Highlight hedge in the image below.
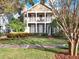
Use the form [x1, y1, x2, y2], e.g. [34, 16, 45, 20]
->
[6, 32, 31, 38]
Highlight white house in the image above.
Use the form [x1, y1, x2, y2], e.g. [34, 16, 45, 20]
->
[0, 14, 9, 33]
[0, 1, 59, 35]
[24, 2, 56, 35]
[0, 14, 13, 33]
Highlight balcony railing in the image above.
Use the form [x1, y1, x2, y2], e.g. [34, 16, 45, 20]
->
[25, 17, 52, 23]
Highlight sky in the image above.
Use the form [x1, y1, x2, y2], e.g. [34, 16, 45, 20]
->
[26, 0, 48, 9]
[19, 0, 79, 10]
[19, 0, 48, 9]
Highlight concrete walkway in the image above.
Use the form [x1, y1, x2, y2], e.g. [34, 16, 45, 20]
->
[0, 44, 67, 49]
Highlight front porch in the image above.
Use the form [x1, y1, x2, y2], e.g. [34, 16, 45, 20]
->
[25, 23, 52, 35]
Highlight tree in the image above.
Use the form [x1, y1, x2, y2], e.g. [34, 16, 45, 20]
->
[0, 0, 19, 14]
[8, 18, 25, 32]
[40, 0, 45, 5]
[49, 0, 79, 56]
[21, 0, 34, 6]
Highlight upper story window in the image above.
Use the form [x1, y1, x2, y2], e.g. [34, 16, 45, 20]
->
[28, 13, 35, 17]
[37, 13, 44, 17]
[46, 13, 52, 17]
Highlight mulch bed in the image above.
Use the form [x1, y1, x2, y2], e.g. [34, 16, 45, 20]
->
[55, 53, 79, 59]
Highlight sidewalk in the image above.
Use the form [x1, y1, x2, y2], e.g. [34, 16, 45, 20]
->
[0, 44, 67, 49]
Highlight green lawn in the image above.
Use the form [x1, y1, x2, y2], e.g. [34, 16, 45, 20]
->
[0, 37, 68, 59]
[0, 37, 67, 45]
[0, 48, 54, 59]
[0, 47, 68, 59]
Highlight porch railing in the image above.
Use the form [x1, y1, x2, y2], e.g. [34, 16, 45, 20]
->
[25, 17, 52, 23]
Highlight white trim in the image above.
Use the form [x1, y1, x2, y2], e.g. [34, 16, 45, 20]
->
[27, 22, 51, 23]
[27, 11, 52, 13]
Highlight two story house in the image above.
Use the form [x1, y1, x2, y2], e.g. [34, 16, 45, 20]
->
[24, 2, 56, 35]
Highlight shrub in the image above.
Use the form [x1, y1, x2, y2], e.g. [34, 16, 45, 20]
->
[8, 18, 25, 32]
[52, 31, 64, 37]
[6, 32, 48, 38]
[6, 32, 31, 38]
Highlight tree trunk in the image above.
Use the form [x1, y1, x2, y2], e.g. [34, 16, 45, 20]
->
[74, 41, 78, 56]
[70, 40, 75, 56]
[68, 40, 78, 56]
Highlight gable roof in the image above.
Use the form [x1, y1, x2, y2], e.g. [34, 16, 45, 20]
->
[27, 3, 52, 12]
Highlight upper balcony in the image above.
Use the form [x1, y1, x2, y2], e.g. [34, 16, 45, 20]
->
[24, 12, 55, 23]
[24, 17, 52, 23]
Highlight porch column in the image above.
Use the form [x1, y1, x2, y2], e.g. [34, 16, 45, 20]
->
[36, 23, 37, 33]
[44, 12, 46, 33]
[44, 23, 46, 33]
[35, 12, 37, 33]
[45, 12, 46, 22]
[36, 12, 37, 21]
[27, 12, 28, 22]
[25, 12, 29, 33]
[27, 12, 28, 28]
[49, 26, 52, 35]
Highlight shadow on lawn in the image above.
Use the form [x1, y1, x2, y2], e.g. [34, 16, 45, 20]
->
[34, 46, 68, 54]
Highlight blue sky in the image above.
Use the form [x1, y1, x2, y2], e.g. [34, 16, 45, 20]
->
[26, 0, 48, 9]
[19, 0, 79, 9]
[19, 0, 48, 9]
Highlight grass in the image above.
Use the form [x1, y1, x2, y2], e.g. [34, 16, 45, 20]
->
[0, 37, 68, 59]
[0, 48, 54, 59]
[0, 37, 67, 45]
[0, 47, 68, 59]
